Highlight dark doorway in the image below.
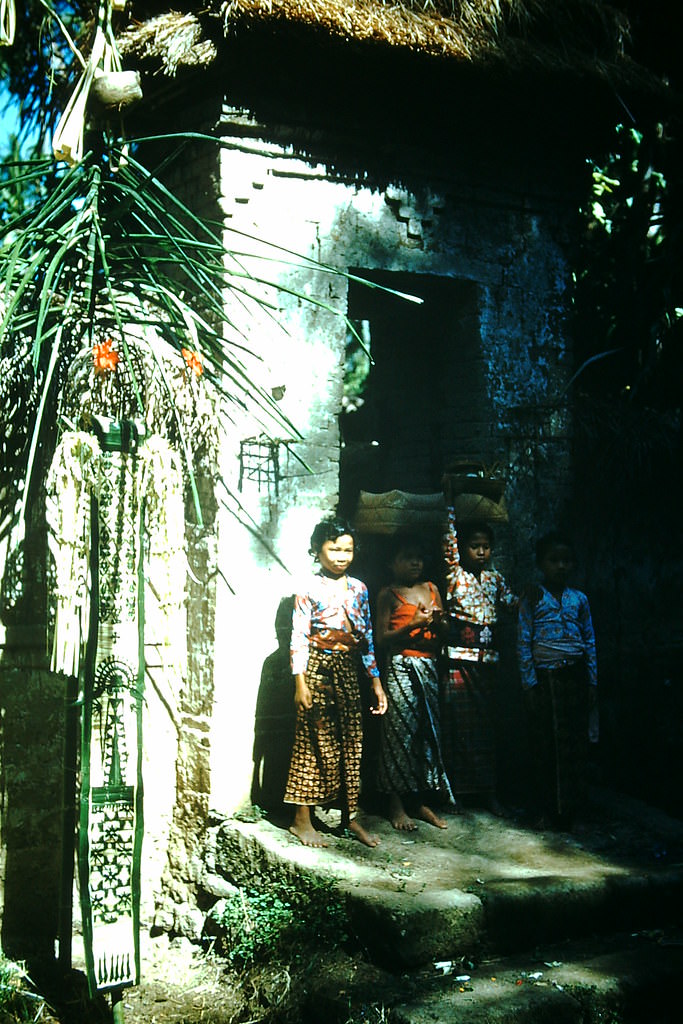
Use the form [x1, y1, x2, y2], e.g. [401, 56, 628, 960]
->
[339, 270, 489, 520]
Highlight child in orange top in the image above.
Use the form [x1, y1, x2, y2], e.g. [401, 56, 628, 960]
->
[375, 535, 453, 831]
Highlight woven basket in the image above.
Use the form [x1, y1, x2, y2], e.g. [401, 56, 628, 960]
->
[452, 492, 508, 523]
[443, 459, 508, 522]
[354, 490, 446, 535]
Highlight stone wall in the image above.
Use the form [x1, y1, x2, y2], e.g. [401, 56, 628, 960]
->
[208, 106, 581, 816]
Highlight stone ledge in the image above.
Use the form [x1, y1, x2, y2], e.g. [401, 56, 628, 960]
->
[209, 789, 683, 967]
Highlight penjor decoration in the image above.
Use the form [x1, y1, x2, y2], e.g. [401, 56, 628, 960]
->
[46, 331, 209, 998]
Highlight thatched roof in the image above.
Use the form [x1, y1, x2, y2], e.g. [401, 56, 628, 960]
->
[117, 0, 655, 93]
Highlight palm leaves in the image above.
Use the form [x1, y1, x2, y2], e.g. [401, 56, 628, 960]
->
[1, 1, 423, 541]
[1, 137, 287, 529]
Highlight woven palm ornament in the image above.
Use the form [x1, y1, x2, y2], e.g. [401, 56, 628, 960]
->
[46, 333, 209, 995]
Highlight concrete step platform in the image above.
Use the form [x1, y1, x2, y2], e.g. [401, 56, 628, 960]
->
[387, 928, 683, 1024]
[209, 787, 683, 968]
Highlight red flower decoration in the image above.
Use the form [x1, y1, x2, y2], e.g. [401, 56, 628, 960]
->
[92, 337, 119, 376]
[182, 347, 204, 377]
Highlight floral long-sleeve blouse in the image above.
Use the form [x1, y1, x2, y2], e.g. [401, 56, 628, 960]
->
[290, 572, 380, 679]
[517, 585, 598, 690]
[443, 506, 517, 663]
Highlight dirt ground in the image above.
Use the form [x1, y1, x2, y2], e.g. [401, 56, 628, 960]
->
[115, 936, 253, 1024]
[65, 934, 382, 1024]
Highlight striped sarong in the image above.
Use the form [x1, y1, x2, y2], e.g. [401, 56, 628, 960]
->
[377, 655, 453, 802]
[442, 661, 498, 796]
[529, 662, 589, 819]
[284, 647, 363, 816]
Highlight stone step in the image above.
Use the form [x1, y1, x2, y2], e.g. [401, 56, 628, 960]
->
[208, 788, 683, 969]
[386, 928, 683, 1024]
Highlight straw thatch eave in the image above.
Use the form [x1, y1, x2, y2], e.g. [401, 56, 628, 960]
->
[117, 0, 663, 98]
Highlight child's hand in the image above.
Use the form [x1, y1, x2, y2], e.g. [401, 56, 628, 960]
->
[431, 607, 447, 629]
[370, 679, 387, 716]
[294, 674, 313, 711]
[411, 605, 432, 627]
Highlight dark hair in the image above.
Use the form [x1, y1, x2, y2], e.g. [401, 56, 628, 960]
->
[460, 519, 494, 549]
[536, 530, 575, 565]
[388, 532, 426, 562]
[309, 517, 356, 555]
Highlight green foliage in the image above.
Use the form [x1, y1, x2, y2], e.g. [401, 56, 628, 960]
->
[0, 954, 52, 1022]
[0, 137, 48, 222]
[0, 137, 292, 530]
[343, 319, 372, 412]
[573, 120, 683, 408]
[0, 0, 86, 144]
[209, 876, 349, 969]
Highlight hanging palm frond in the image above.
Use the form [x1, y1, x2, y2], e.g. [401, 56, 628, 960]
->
[0, 0, 16, 46]
[1, 1, 423, 536]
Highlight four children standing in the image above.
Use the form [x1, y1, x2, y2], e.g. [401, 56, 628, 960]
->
[284, 500, 598, 847]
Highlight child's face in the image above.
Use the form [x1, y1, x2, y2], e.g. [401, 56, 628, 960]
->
[540, 544, 574, 590]
[318, 534, 354, 577]
[391, 548, 423, 585]
[463, 531, 492, 572]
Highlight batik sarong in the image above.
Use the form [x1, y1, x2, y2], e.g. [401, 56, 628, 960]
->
[442, 660, 498, 796]
[377, 655, 453, 802]
[529, 662, 589, 819]
[284, 647, 363, 816]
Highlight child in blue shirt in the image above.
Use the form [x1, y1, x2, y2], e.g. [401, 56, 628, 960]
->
[518, 531, 598, 828]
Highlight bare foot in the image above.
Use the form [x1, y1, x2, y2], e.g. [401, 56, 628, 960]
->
[388, 794, 417, 831]
[348, 819, 381, 848]
[391, 809, 417, 831]
[288, 823, 328, 847]
[415, 804, 448, 829]
[289, 806, 328, 847]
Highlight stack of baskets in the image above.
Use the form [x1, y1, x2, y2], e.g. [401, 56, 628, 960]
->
[442, 459, 508, 522]
[353, 459, 507, 534]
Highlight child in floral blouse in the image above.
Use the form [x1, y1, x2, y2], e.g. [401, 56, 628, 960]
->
[442, 505, 517, 813]
[518, 531, 598, 828]
[285, 517, 387, 848]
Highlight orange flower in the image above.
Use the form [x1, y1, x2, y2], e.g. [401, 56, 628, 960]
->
[92, 337, 119, 376]
[182, 347, 204, 377]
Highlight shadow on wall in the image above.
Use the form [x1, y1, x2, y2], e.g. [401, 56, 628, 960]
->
[251, 596, 296, 816]
[0, 518, 65, 969]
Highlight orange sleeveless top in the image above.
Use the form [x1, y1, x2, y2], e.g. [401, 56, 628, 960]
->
[389, 583, 440, 658]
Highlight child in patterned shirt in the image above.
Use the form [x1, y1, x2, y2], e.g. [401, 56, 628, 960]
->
[518, 531, 598, 829]
[442, 506, 517, 814]
[285, 517, 387, 848]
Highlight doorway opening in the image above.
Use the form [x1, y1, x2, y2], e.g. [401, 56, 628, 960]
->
[340, 270, 489, 518]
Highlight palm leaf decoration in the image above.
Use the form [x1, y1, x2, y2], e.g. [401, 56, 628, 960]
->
[1, 1, 421, 539]
[0, 138, 292, 530]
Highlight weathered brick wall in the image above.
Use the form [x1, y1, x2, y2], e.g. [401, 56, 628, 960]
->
[208, 108, 581, 814]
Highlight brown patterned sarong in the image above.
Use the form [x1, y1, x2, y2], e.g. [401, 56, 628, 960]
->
[442, 660, 497, 796]
[284, 647, 363, 816]
[377, 655, 453, 802]
[529, 662, 589, 819]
